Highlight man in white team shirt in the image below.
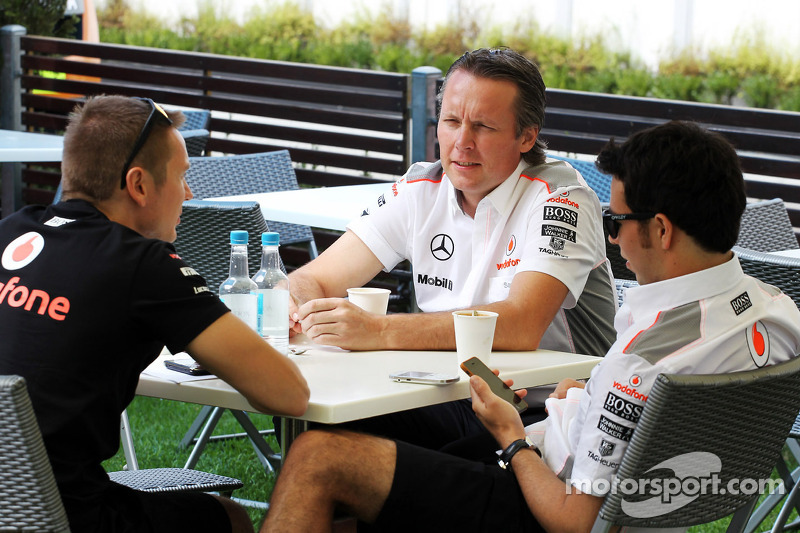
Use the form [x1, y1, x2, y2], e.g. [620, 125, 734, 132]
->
[262, 121, 800, 533]
[289, 47, 617, 358]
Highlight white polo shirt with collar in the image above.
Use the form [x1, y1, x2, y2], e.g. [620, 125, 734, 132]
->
[347, 157, 617, 356]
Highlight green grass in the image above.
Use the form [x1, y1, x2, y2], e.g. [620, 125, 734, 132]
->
[102, 396, 278, 528]
[105, 396, 798, 531]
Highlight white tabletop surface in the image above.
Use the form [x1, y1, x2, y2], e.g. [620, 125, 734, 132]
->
[0, 129, 64, 163]
[137, 338, 601, 425]
[207, 183, 393, 232]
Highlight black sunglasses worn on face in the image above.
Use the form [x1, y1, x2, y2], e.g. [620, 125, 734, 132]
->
[602, 210, 656, 239]
[119, 97, 173, 189]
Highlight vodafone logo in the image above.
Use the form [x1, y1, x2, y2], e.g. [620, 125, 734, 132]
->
[2, 232, 44, 271]
[629, 374, 642, 387]
[506, 235, 517, 256]
[746, 321, 770, 367]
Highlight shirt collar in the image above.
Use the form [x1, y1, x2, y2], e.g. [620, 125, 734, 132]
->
[625, 254, 745, 314]
[445, 158, 526, 218]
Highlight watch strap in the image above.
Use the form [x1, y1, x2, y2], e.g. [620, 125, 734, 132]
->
[498, 437, 537, 470]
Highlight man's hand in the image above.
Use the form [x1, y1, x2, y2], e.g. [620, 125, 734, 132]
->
[548, 378, 586, 400]
[295, 297, 388, 350]
[469, 371, 527, 449]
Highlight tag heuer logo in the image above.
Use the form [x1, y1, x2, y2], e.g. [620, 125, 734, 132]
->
[599, 439, 616, 457]
[549, 237, 565, 251]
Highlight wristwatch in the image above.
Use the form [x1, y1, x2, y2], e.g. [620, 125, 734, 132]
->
[498, 436, 539, 470]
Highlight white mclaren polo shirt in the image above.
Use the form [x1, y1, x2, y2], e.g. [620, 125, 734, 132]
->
[526, 256, 800, 533]
[348, 158, 617, 356]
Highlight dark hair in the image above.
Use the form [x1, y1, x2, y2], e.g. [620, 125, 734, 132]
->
[61, 95, 185, 201]
[437, 47, 548, 166]
[596, 120, 746, 253]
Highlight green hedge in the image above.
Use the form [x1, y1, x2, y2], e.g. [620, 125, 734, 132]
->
[97, 0, 800, 111]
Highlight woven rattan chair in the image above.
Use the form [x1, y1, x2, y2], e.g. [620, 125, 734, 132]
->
[0, 375, 71, 532]
[0, 374, 241, 530]
[550, 154, 612, 203]
[733, 246, 800, 309]
[180, 129, 210, 157]
[737, 199, 799, 253]
[172, 199, 282, 472]
[730, 246, 800, 532]
[591, 355, 800, 533]
[178, 110, 211, 132]
[613, 278, 639, 307]
[184, 150, 318, 258]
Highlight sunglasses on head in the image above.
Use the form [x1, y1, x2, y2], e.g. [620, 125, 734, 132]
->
[602, 209, 655, 239]
[120, 97, 173, 189]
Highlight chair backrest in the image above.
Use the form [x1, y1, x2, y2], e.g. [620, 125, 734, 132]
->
[550, 154, 612, 203]
[174, 200, 274, 291]
[613, 278, 639, 307]
[180, 128, 210, 157]
[592, 355, 800, 532]
[0, 375, 71, 532]
[733, 246, 800, 309]
[184, 150, 316, 251]
[178, 109, 211, 131]
[736, 198, 799, 252]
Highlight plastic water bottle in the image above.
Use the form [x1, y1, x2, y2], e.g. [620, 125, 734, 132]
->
[219, 230, 258, 331]
[252, 232, 290, 355]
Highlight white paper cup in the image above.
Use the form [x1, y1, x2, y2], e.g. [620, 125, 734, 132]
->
[347, 287, 391, 315]
[453, 310, 499, 367]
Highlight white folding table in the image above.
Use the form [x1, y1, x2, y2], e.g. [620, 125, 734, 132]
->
[137, 338, 601, 460]
[0, 129, 64, 163]
[207, 182, 392, 232]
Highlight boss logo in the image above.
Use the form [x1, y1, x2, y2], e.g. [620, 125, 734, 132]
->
[731, 292, 752, 316]
[543, 206, 578, 227]
[603, 391, 643, 423]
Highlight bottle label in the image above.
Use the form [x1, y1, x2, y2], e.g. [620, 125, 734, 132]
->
[220, 293, 258, 331]
[256, 288, 290, 337]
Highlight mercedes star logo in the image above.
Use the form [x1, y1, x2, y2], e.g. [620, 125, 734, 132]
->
[430, 234, 454, 261]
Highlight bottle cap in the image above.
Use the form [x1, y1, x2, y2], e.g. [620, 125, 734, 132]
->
[230, 230, 249, 245]
[262, 232, 280, 246]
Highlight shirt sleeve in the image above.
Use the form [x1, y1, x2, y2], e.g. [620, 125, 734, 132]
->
[347, 164, 434, 271]
[129, 241, 230, 354]
[516, 183, 606, 308]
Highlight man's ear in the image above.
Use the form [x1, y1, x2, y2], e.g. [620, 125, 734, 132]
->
[653, 213, 673, 250]
[123, 166, 149, 207]
[519, 126, 539, 153]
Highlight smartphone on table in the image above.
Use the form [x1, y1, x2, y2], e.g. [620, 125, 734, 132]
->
[389, 370, 460, 385]
[164, 359, 211, 376]
[460, 357, 528, 413]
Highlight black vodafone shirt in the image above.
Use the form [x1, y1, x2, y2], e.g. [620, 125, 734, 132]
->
[0, 200, 229, 506]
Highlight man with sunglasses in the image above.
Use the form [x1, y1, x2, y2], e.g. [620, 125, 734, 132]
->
[262, 120, 800, 533]
[0, 95, 309, 533]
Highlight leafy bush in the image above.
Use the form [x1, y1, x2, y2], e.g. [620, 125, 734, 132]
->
[0, 0, 76, 38]
[93, 0, 800, 111]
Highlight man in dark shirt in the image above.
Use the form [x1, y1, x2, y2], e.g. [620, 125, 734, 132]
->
[0, 95, 309, 533]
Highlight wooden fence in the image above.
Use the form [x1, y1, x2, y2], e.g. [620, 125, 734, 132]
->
[3, 29, 800, 244]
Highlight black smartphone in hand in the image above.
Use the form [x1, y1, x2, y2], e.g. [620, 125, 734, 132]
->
[460, 357, 528, 413]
